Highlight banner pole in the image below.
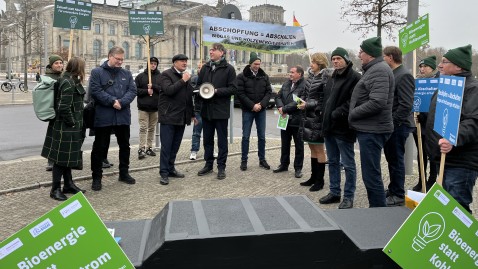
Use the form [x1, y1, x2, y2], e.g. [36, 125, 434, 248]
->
[146, 35, 152, 96]
[68, 29, 73, 61]
[200, 16, 203, 64]
[415, 116, 426, 193]
[437, 153, 446, 186]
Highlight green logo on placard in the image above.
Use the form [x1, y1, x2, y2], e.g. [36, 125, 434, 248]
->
[53, 0, 92, 30]
[0, 193, 134, 269]
[384, 184, 478, 269]
[399, 13, 430, 54]
[128, 10, 164, 36]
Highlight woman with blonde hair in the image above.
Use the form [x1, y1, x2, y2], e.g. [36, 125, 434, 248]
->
[41, 56, 87, 200]
[298, 53, 331, 191]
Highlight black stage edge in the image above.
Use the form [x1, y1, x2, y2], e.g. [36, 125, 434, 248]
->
[105, 195, 409, 269]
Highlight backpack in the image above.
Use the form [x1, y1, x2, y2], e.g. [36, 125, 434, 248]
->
[32, 75, 60, 121]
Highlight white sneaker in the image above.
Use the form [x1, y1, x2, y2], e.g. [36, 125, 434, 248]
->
[190, 151, 197, 160]
[213, 151, 218, 158]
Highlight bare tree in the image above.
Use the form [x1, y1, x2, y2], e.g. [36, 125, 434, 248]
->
[4, 0, 43, 90]
[340, 0, 407, 40]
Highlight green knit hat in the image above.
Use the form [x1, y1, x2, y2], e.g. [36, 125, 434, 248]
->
[360, 36, 382, 58]
[419, 55, 436, 70]
[48, 54, 63, 66]
[249, 52, 261, 64]
[331, 47, 350, 63]
[443, 44, 472, 71]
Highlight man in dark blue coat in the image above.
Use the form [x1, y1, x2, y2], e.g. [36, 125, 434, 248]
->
[89, 46, 137, 191]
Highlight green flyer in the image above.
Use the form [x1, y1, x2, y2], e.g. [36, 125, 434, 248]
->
[277, 114, 289, 130]
[0, 193, 134, 269]
[384, 184, 478, 269]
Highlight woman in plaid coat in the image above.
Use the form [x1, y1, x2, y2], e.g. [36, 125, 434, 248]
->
[41, 57, 87, 201]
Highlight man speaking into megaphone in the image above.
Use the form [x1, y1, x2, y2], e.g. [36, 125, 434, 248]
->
[195, 42, 237, 180]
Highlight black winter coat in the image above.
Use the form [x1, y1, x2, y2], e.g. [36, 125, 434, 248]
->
[158, 67, 194, 126]
[135, 68, 160, 112]
[322, 62, 361, 142]
[392, 65, 415, 127]
[275, 78, 306, 127]
[196, 58, 237, 120]
[301, 69, 332, 142]
[236, 66, 272, 111]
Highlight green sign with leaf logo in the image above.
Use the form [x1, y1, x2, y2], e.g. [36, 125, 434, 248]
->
[384, 184, 478, 269]
[53, 0, 92, 30]
[128, 10, 164, 36]
[399, 13, 430, 54]
[0, 193, 134, 269]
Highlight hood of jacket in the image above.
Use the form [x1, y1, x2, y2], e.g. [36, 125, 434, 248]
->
[242, 65, 267, 78]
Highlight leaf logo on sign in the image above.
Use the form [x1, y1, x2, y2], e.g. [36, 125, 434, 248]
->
[412, 212, 446, 251]
[69, 16, 78, 28]
[143, 24, 150, 35]
[401, 33, 409, 47]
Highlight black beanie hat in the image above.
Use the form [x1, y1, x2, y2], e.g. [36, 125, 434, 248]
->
[443, 45, 472, 71]
[419, 56, 436, 70]
[49, 54, 63, 66]
[331, 47, 350, 63]
[150, 57, 159, 64]
[360, 36, 382, 58]
[249, 52, 261, 64]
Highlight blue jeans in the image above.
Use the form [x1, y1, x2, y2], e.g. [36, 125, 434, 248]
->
[356, 131, 391, 207]
[443, 167, 478, 213]
[325, 136, 356, 199]
[241, 109, 266, 161]
[384, 125, 415, 198]
[159, 124, 185, 176]
[191, 112, 202, 152]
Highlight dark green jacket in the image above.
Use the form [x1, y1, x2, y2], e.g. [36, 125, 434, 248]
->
[41, 72, 86, 167]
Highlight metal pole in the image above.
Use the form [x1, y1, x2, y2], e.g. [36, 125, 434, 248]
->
[43, 22, 48, 75]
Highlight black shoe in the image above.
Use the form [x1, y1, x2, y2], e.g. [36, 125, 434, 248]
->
[295, 169, 303, 178]
[102, 160, 112, 168]
[386, 195, 405, 207]
[138, 148, 146, 160]
[412, 182, 422, 192]
[169, 170, 185, 178]
[309, 182, 323, 192]
[339, 198, 353, 209]
[273, 165, 288, 173]
[91, 179, 102, 191]
[119, 173, 136, 184]
[146, 147, 156, 156]
[198, 166, 213, 176]
[300, 178, 315, 186]
[240, 160, 247, 171]
[217, 168, 226, 180]
[259, 160, 270, 170]
[46, 165, 53, 172]
[319, 193, 341, 204]
[50, 188, 67, 201]
[63, 184, 86, 194]
[160, 176, 169, 185]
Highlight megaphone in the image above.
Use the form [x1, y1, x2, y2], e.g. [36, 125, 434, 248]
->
[199, 82, 215, 99]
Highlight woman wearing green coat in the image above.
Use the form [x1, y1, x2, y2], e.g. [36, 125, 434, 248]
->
[41, 57, 87, 201]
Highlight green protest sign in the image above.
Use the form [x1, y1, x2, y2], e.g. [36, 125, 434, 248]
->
[129, 10, 164, 36]
[399, 13, 430, 54]
[0, 193, 134, 269]
[384, 184, 478, 269]
[53, 0, 92, 30]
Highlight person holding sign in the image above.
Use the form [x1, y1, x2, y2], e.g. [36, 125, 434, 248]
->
[297, 53, 332, 191]
[89, 46, 137, 191]
[274, 66, 306, 178]
[195, 43, 237, 180]
[412, 55, 439, 192]
[236, 52, 272, 171]
[321, 47, 361, 209]
[382, 46, 416, 206]
[425, 45, 478, 213]
[349, 36, 394, 207]
[135, 57, 161, 160]
[41, 57, 86, 201]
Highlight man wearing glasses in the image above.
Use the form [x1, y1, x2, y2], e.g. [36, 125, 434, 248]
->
[195, 43, 237, 180]
[89, 46, 137, 191]
[348, 36, 394, 207]
[425, 45, 478, 213]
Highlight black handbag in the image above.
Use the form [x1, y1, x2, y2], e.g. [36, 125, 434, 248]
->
[83, 100, 95, 129]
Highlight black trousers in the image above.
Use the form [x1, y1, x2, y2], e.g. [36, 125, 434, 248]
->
[280, 126, 304, 170]
[202, 118, 228, 169]
[91, 125, 130, 179]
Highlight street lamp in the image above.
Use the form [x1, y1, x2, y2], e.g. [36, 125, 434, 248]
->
[34, 5, 54, 75]
[2, 23, 17, 82]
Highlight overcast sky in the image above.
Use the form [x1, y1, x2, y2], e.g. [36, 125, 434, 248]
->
[1, 0, 476, 53]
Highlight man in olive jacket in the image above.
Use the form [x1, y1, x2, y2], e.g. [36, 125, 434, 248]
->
[236, 52, 272, 171]
[158, 54, 195, 185]
[349, 37, 394, 207]
[195, 43, 237, 180]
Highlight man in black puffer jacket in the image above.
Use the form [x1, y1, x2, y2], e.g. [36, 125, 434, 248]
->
[236, 52, 272, 171]
[135, 57, 160, 160]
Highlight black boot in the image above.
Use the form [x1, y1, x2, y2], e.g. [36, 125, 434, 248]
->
[412, 178, 422, 192]
[50, 164, 67, 201]
[63, 168, 86, 194]
[309, 162, 325, 192]
[300, 158, 318, 186]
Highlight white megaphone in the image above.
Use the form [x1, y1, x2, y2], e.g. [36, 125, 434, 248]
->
[199, 82, 215, 99]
